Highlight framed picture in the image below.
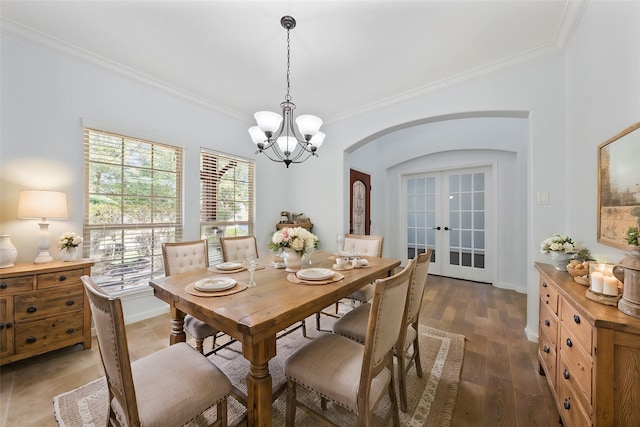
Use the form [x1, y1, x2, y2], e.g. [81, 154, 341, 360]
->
[598, 121, 640, 249]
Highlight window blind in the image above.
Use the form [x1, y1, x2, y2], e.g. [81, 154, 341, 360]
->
[83, 128, 183, 291]
[200, 148, 254, 264]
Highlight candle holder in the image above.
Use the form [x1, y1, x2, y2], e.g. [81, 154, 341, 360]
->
[586, 263, 623, 306]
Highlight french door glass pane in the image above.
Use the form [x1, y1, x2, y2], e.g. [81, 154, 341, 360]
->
[448, 172, 486, 269]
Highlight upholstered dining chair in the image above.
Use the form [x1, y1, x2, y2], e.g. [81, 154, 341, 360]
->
[332, 249, 433, 412]
[220, 235, 306, 337]
[284, 259, 414, 427]
[162, 239, 220, 354]
[220, 235, 259, 262]
[81, 275, 232, 427]
[315, 234, 384, 331]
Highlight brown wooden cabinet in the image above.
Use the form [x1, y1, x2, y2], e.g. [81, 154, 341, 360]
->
[536, 262, 640, 426]
[0, 260, 93, 365]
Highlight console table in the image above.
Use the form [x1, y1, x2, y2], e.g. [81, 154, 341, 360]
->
[536, 262, 640, 426]
[0, 259, 94, 365]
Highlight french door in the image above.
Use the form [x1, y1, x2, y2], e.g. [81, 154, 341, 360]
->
[403, 166, 492, 282]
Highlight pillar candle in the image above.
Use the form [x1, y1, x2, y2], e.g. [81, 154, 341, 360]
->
[603, 276, 618, 296]
[591, 272, 604, 293]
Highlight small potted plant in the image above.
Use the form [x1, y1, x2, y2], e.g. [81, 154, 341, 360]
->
[540, 233, 577, 271]
[626, 226, 640, 255]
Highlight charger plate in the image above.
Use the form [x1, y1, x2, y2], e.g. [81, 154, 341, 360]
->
[296, 268, 334, 281]
[287, 272, 344, 285]
[185, 282, 248, 297]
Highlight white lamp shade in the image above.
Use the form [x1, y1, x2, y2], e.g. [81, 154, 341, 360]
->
[277, 136, 296, 153]
[309, 131, 326, 148]
[18, 190, 68, 219]
[254, 111, 283, 134]
[295, 114, 322, 136]
[248, 127, 267, 146]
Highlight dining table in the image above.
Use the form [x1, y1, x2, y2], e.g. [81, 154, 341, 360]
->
[148, 249, 401, 427]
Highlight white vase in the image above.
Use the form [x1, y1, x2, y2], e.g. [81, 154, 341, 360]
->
[0, 235, 18, 268]
[283, 249, 303, 272]
[61, 247, 77, 262]
[549, 251, 570, 271]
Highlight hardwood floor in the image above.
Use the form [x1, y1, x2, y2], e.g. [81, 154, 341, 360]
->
[0, 275, 560, 427]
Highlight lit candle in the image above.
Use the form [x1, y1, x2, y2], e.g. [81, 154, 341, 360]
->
[591, 272, 604, 293]
[603, 276, 618, 296]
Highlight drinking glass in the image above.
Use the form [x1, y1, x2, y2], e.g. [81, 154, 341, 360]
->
[336, 233, 345, 254]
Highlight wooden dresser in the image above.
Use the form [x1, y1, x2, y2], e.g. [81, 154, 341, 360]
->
[536, 262, 640, 426]
[0, 260, 93, 365]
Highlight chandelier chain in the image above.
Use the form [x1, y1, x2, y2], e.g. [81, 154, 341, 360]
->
[285, 27, 291, 102]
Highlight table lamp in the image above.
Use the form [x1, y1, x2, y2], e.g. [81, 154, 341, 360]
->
[18, 190, 68, 264]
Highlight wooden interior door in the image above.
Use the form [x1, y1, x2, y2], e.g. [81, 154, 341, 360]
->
[350, 169, 371, 235]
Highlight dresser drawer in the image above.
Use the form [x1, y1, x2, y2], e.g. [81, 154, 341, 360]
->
[14, 312, 84, 355]
[540, 279, 559, 314]
[14, 285, 84, 322]
[37, 268, 84, 289]
[560, 298, 592, 356]
[0, 275, 34, 295]
[558, 346, 592, 415]
[539, 300, 558, 346]
[557, 367, 592, 427]
[539, 328, 557, 387]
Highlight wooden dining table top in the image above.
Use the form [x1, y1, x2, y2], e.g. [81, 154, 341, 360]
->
[149, 250, 401, 342]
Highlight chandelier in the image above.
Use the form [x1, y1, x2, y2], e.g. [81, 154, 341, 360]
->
[248, 16, 325, 168]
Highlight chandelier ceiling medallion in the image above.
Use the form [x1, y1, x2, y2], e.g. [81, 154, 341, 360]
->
[248, 16, 325, 168]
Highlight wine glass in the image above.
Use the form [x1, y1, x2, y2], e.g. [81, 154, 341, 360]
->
[246, 256, 257, 287]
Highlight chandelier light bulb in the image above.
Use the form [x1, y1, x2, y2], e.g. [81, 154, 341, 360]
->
[254, 111, 283, 135]
[309, 131, 326, 148]
[248, 126, 267, 146]
[295, 115, 323, 139]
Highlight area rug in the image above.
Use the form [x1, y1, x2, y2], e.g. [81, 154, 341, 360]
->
[53, 324, 465, 426]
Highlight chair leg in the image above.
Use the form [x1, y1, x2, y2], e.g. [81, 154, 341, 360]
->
[301, 319, 307, 337]
[413, 337, 423, 378]
[315, 312, 322, 330]
[286, 380, 296, 427]
[388, 360, 401, 427]
[217, 399, 228, 427]
[195, 338, 205, 354]
[398, 351, 408, 413]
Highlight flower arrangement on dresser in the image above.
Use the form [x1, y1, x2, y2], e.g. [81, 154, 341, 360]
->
[540, 233, 578, 271]
[58, 232, 83, 261]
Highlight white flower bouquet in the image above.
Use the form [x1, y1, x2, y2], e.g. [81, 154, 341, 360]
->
[58, 232, 83, 251]
[540, 233, 576, 254]
[269, 227, 318, 256]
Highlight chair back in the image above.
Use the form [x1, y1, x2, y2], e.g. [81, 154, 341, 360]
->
[359, 259, 414, 404]
[343, 234, 383, 257]
[81, 275, 140, 425]
[220, 236, 259, 261]
[162, 239, 209, 275]
[405, 249, 433, 326]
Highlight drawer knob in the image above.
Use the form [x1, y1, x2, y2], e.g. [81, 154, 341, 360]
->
[563, 369, 570, 380]
[66, 328, 75, 334]
[58, 275, 67, 281]
[573, 314, 580, 324]
[0, 282, 7, 289]
[544, 319, 550, 326]
[564, 399, 571, 410]
[65, 300, 75, 306]
[542, 282, 548, 288]
[26, 306, 37, 314]
[25, 336, 37, 344]
[543, 345, 550, 354]
[566, 338, 573, 347]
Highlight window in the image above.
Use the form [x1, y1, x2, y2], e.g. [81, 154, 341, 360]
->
[83, 128, 183, 292]
[200, 149, 254, 264]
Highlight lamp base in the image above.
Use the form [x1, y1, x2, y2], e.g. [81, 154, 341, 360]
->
[34, 251, 54, 264]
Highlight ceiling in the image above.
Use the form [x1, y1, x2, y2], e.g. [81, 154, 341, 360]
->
[1, 1, 585, 124]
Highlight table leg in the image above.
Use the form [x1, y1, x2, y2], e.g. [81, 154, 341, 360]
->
[243, 336, 277, 427]
[169, 306, 186, 345]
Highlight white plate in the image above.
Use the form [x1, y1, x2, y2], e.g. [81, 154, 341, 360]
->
[194, 277, 237, 292]
[215, 262, 242, 271]
[296, 268, 334, 281]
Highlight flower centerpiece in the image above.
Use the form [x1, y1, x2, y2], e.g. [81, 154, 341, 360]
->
[269, 227, 318, 271]
[540, 233, 577, 271]
[58, 232, 83, 261]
